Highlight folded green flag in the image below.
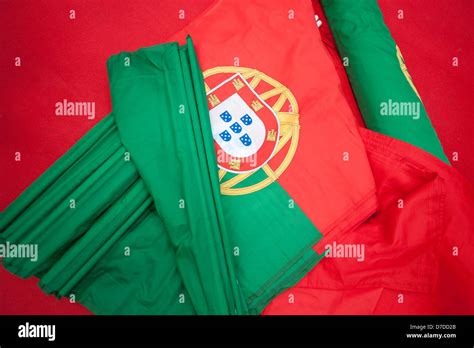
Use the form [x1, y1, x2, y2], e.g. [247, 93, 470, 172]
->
[321, 0, 450, 163]
[0, 37, 323, 315]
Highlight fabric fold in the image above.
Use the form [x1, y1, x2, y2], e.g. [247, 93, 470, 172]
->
[1, 39, 242, 315]
[321, 0, 450, 163]
[107, 36, 243, 314]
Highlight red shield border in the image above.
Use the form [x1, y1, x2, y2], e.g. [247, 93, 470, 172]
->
[206, 73, 280, 173]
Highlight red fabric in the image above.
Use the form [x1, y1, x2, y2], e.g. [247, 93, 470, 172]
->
[377, 0, 474, 184]
[312, 0, 474, 183]
[0, 0, 472, 315]
[171, 0, 377, 253]
[263, 128, 474, 314]
[311, 0, 365, 127]
[262, 1, 474, 314]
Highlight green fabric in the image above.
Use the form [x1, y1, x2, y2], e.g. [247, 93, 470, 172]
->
[0, 37, 323, 315]
[1, 115, 195, 314]
[321, 0, 450, 163]
[108, 41, 242, 315]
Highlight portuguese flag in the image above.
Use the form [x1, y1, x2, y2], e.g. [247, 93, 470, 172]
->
[263, 0, 474, 314]
[2, 0, 472, 316]
[320, 0, 449, 163]
[0, 1, 375, 314]
[0, 0, 376, 314]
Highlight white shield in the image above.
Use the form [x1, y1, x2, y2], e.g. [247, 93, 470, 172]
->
[209, 93, 266, 159]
